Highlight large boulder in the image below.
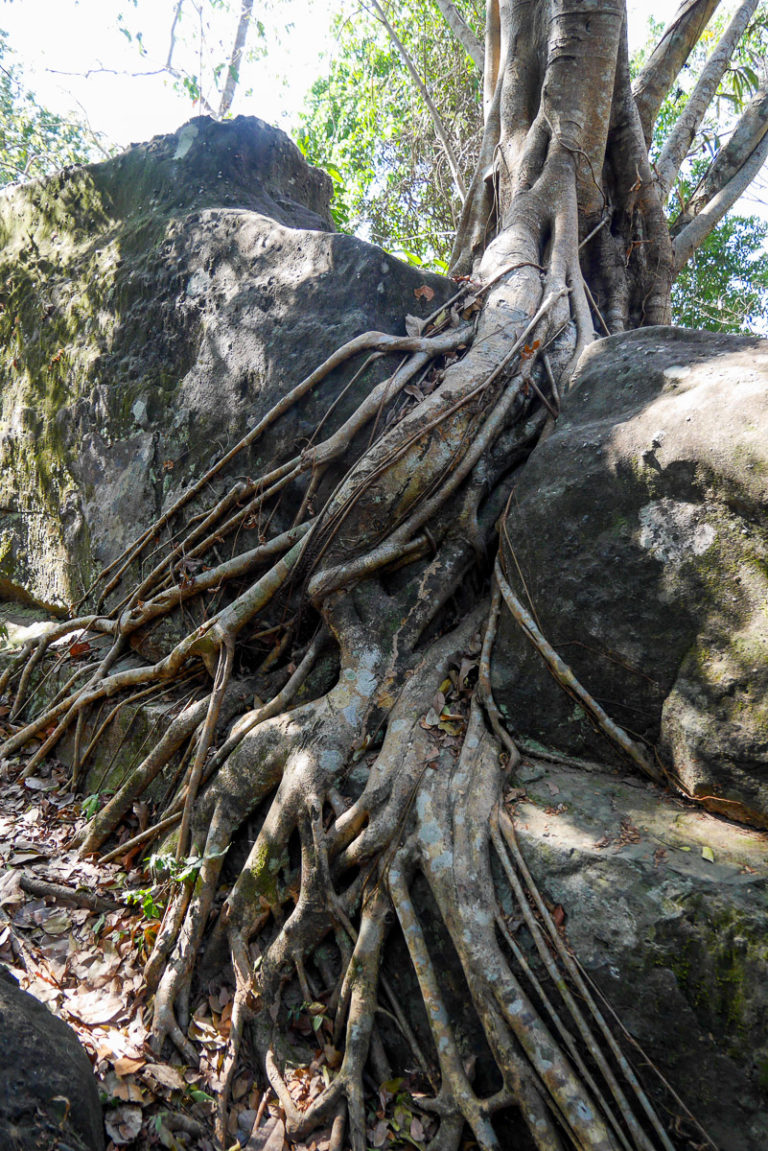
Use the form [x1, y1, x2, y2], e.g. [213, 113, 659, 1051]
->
[0, 965, 104, 1149]
[0, 115, 452, 610]
[493, 326, 768, 827]
[514, 756, 768, 1151]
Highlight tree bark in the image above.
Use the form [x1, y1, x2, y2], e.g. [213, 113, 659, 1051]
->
[218, 0, 255, 118]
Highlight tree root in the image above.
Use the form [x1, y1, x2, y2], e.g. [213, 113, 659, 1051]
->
[0, 271, 687, 1151]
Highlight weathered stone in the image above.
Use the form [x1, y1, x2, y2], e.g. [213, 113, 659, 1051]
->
[514, 757, 768, 1150]
[0, 115, 453, 612]
[0, 965, 104, 1150]
[494, 327, 768, 826]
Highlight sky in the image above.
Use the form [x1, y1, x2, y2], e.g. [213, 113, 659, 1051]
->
[0, 0, 667, 151]
[0, 0, 764, 219]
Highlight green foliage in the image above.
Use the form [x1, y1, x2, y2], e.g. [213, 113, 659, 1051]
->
[297, 0, 483, 267]
[638, 11, 768, 334]
[672, 213, 768, 332]
[124, 884, 164, 920]
[0, 31, 97, 185]
[81, 794, 102, 818]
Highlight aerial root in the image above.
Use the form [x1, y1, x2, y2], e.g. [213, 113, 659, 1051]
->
[478, 581, 520, 767]
[493, 809, 676, 1151]
[76, 691, 211, 855]
[148, 844, 227, 1055]
[79, 315, 475, 611]
[264, 889, 390, 1150]
[176, 638, 234, 860]
[493, 556, 663, 783]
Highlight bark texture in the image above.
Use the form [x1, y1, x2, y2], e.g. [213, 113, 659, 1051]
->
[3, 3, 768, 1150]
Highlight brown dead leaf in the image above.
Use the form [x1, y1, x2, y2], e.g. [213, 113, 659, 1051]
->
[245, 1114, 286, 1150]
[104, 1071, 144, 1104]
[104, 1103, 143, 1145]
[143, 1062, 187, 1093]
[371, 1118, 390, 1147]
[410, 1116, 425, 1141]
[413, 284, 435, 301]
[113, 1055, 146, 1077]
[65, 987, 125, 1025]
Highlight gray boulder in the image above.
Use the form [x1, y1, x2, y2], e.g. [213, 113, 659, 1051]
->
[514, 755, 768, 1151]
[493, 326, 768, 827]
[0, 965, 104, 1149]
[0, 115, 452, 611]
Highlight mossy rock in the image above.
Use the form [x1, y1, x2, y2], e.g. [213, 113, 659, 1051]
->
[494, 327, 768, 826]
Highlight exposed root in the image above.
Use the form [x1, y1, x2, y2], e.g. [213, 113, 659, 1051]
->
[493, 556, 663, 784]
[0, 259, 686, 1151]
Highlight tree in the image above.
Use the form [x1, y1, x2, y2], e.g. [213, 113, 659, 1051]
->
[3, 3, 768, 1150]
[0, 30, 98, 184]
[297, 0, 483, 262]
[300, 1, 768, 328]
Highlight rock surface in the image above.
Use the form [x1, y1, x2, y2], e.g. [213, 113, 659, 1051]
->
[0, 115, 452, 610]
[0, 964, 104, 1150]
[494, 326, 768, 826]
[514, 754, 768, 1151]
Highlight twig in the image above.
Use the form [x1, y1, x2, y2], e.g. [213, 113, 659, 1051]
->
[19, 875, 121, 913]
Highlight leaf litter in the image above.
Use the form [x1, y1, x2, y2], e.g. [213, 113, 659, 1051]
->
[0, 755, 446, 1150]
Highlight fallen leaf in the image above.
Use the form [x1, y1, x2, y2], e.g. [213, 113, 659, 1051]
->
[413, 284, 435, 301]
[104, 1103, 143, 1145]
[404, 314, 424, 336]
[65, 987, 125, 1024]
[701, 845, 715, 863]
[113, 1056, 146, 1077]
[371, 1119, 389, 1147]
[143, 1062, 187, 1092]
[246, 1114, 285, 1150]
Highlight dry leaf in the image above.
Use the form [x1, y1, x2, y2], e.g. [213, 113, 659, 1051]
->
[246, 1114, 286, 1150]
[413, 284, 435, 301]
[104, 1103, 143, 1145]
[65, 987, 125, 1024]
[144, 1062, 187, 1092]
[404, 314, 424, 336]
[113, 1055, 146, 1076]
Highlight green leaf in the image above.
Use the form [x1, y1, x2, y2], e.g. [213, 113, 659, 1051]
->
[701, 845, 715, 863]
[188, 1088, 215, 1104]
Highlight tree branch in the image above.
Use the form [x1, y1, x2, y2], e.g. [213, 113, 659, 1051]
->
[633, 0, 722, 148]
[167, 0, 186, 70]
[218, 0, 254, 119]
[432, 0, 484, 75]
[655, 0, 759, 201]
[672, 83, 768, 271]
[367, 0, 467, 203]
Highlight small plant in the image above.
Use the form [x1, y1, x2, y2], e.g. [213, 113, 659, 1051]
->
[81, 793, 100, 818]
[148, 846, 227, 884]
[124, 885, 163, 920]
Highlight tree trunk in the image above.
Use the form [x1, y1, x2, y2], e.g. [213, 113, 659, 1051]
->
[2, 4, 740, 1150]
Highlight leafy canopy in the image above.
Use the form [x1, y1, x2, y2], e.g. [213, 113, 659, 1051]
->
[0, 30, 97, 185]
[299, 1, 768, 331]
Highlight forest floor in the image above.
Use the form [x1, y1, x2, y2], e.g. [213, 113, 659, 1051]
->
[0, 740, 461, 1151]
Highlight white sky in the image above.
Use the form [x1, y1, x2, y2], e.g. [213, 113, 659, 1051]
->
[0, 1, 764, 219]
[0, 0, 663, 150]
